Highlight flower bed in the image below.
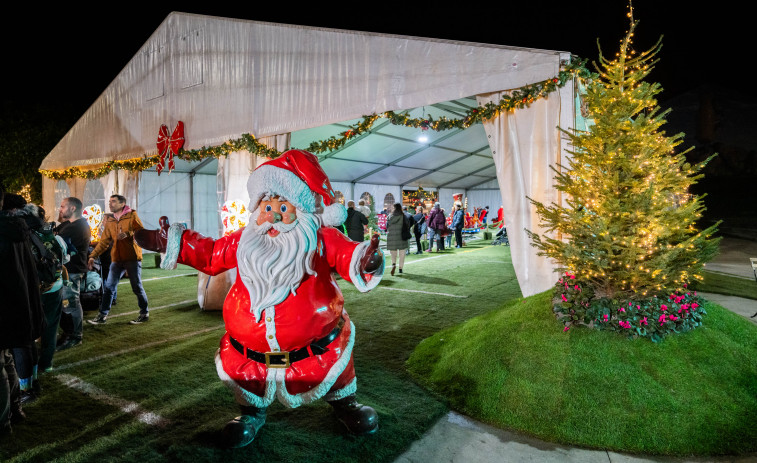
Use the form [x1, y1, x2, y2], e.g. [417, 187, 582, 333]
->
[554, 273, 707, 342]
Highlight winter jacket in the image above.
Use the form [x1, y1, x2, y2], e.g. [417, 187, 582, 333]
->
[0, 214, 44, 349]
[452, 209, 464, 229]
[413, 212, 425, 236]
[343, 207, 368, 242]
[386, 213, 409, 250]
[56, 217, 91, 274]
[427, 208, 447, 231]
[90, 208, 144, 262]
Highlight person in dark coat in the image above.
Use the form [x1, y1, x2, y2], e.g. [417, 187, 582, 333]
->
[451, 203, 464, 248]
[386, 203, 409, 275]
[55, 196, 90, 349]
[412, 206, 425, 254]
[343, 201, 368, 242]
[0, 189, 44, 435]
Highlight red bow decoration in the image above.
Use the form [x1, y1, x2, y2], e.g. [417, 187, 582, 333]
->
[156, 121, 185, 175]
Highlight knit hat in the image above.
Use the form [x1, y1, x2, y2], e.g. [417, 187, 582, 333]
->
[247, 149, 347, 227]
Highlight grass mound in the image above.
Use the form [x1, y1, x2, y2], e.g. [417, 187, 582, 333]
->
[406, 290, 757, 455]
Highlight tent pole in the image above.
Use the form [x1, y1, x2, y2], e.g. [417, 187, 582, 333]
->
[189, 171, 195, 230]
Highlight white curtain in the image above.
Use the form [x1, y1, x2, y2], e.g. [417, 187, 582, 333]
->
[477, 93, 562, 297]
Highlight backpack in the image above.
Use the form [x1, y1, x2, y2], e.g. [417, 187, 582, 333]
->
[28, 227, 64, 289]
[401, 215, 413, 240]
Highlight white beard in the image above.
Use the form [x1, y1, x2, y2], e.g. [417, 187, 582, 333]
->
[236, 208, 321, 322]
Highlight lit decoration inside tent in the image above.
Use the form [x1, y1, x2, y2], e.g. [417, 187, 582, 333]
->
[221, 200, 250, 236]
[82, 204, 103, 241]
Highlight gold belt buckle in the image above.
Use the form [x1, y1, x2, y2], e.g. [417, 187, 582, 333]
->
[265, 351, 290, 368]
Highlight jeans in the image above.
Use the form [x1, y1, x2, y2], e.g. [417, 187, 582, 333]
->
[455, 226, 463, 247]
[39, 288, 63, 371]
[101, 261, 148, 316]
[61, 273, 84, 340]
[1, 349, 20, 429]
[427, 229, 437, 250]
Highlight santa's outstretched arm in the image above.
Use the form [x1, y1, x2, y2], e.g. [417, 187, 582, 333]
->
[322, 228, 384, 291]
[135, 216, 238, 275]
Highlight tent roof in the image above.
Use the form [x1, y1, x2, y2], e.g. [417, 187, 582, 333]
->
[42, 11, 569, 188]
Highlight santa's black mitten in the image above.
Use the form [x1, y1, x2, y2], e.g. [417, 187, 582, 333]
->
[135, 216, 171, 253]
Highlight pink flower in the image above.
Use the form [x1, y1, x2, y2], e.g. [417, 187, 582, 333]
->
[660, 304, 668, 311]
[684, 283, 688, 288]
[603, 314, 609, 322]
[575, 285, 580, 291]
[691, 302, 699, 309]
[619, 321, 631, 329]
[636, 305, 641, 310]
[619, 307, 626, 313]
[658, 314, 667, 323]
[669, 315, 679, 321]
[640, 317, 648, 325]
[680, 304, 689, 313]
[629, 302, 633, 306]
[563, 326, 570, 332]
[561, 294, 568, 302]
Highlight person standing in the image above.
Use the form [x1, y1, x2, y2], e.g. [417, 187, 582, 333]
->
[451, 203, 464, 248]
[426, 202, 446, 252]
[55, 197, 90, 350]
[0, 188, 43, 435]
[343, 200, 368, 242]
[86, 195, 149, 325]
[412, 206, 425, 254]
[386, 203, 409, 275]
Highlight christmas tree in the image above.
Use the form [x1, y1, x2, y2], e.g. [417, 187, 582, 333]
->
[528, 7, 720, 302]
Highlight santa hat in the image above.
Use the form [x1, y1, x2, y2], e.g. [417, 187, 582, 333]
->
[247, 149, 347, 227]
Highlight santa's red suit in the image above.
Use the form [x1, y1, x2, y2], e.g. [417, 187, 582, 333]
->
[172, 225, 379, 409]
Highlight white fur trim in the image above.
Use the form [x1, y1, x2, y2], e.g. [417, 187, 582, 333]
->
[161, 223, 186, 269]
[322, 203, 347, 227]
[323, 377, 357, 402]
[215, 349, 277, 408]
[349, 241, 384, 292]
[247, 165, 316, 213]
[274, 320, 356, 408]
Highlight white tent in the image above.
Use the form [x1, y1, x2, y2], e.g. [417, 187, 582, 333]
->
[41, 11, 577, 296]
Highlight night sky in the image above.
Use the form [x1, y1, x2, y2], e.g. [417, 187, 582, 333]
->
[4, 1, 743, 115]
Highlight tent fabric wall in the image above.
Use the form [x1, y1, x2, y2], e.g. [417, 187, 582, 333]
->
[478, 92, 564, 297]
[138, 171, 216, 238]
[467, 190, 503, 215]
[40, 12, 565, 172]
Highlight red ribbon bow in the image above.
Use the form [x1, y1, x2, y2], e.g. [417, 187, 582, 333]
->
[156, 121, 185, 175]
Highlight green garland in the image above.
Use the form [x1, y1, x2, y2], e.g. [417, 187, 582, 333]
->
[41, 58, 590, 181]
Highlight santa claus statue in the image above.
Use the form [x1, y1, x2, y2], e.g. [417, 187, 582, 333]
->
[135, 150, 384, 447]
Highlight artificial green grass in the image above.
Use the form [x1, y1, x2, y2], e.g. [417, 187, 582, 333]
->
[692, 270, 757, 300]
[1, 238, 520, 462]
[406, 290, 757, 456]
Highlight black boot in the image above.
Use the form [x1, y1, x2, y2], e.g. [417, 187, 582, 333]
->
[222, 405, 267, 448]
[328, 395, 379, 435]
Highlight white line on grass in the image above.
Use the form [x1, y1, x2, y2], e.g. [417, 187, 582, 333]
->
[55, 373, 168, 426]
[118, 273, 198, 285]
[107, 299, 197, 319]
[378, 287, 467, 298]
[55, 324, 225, 371]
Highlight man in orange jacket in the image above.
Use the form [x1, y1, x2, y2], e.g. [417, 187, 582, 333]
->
[86, 195, 149, 325]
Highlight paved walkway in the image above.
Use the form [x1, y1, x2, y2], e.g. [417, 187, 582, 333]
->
[394, 237, 757, 463]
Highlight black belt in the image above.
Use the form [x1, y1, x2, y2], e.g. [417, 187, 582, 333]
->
[229, 318, 345, 369]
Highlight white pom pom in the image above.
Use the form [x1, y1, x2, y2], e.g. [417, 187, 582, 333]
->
[321, 203, 347, 227]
